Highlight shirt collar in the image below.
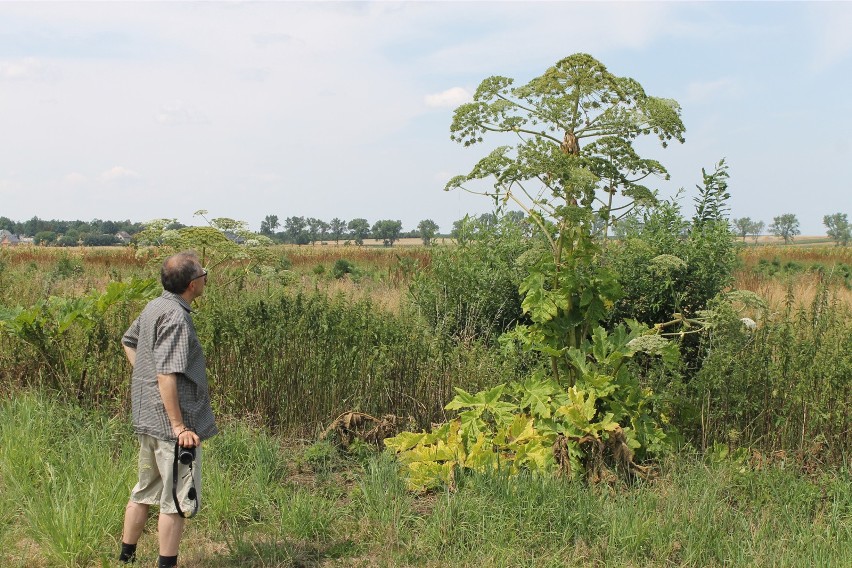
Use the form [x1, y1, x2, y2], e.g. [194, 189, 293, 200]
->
[161, 290, 193, 313]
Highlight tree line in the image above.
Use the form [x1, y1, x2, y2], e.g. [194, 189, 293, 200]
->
[0, 216, 145, 246]
[3, 210, 848, 247]
[731, 212, 850, 245]
[258, 215, 444, 246]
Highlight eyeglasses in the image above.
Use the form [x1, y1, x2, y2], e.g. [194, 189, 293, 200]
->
[192, 268, 208, 283]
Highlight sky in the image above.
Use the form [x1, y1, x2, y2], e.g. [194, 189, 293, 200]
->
[1, 1, 850, 235]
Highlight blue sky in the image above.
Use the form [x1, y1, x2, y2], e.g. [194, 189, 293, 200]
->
[0, 1, 849, 235]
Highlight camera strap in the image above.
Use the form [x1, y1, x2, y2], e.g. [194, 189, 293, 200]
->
[172, 441, 199, 519]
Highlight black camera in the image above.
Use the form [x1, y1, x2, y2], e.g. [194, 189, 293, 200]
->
[177, 446, 196, 465]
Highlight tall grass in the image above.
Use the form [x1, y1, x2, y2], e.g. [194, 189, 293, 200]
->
[355, 451, 852, 567]
[2, 392, 850, 567]
[198, 286, 509, 434]
[0, 250, 511, 433]
[693, 282, 852, 462]
[0, 392, 136, 567]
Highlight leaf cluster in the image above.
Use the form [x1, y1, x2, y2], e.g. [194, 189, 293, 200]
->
[446, 53, 685, 237]
[385, 322, 677, 491]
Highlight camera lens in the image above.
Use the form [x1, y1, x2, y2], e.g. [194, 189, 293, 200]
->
[178, 446, 195, 465]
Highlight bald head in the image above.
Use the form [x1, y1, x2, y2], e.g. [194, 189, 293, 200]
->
[161, 252, 202, 294]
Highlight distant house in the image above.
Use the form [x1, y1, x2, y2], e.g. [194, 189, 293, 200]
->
[115, 231, 133, 244]
[0, 230, 20, 247]
[223, 231, 246, 244]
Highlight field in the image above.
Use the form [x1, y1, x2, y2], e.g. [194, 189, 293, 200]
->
[0, 239, 850, 567]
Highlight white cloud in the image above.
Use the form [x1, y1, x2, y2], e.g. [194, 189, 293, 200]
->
[100, 166, 140, 183]
[424, 87, 471, 108]
[0, 57, 57, 81]
[685, 78, 742, 104]
[155, 101, 208, 126]
[64, 172, 87, 184]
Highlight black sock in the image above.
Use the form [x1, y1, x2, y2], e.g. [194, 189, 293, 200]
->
[158, 554, 178, 568]
[118, 542, 137, 563]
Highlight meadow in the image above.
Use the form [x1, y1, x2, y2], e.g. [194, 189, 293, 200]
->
[0, 239, 850, 567]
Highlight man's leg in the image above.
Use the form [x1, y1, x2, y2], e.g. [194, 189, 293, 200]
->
[158, 512, 185, 566]
[122, 501, 150, 544]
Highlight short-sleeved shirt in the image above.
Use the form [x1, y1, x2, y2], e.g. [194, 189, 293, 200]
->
[122, 290, 218, 441]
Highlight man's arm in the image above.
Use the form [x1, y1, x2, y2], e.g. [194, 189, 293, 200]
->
[157, 373, 201, 447]
[123, 345, 137, 367]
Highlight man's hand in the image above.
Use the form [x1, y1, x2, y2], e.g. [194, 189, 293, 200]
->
[173, 425, 200, 448]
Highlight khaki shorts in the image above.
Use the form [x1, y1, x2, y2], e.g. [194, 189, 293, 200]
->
[130, 434, 202, 515]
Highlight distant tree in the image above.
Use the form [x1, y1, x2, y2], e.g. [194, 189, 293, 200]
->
[417, 219, 439, 246]
[304, 217, 329, 245]
[82, 233, 119, 246]
[260, 214, 279, 236]
[750, 220, 765, 244]
[0, 216, 14, 231]
[731, 217, 753, 241]
[347, 218, 370, 246]
[371, 219, 403, 246]
[317, 220, 330, 243]
[57, 234, 80, 247]
[34, 231, 56, 246]
[22, 216, 44, 236]
[823, 213, 850, 246]
[504, 210, 526, 225]
[284, 216, 308, 245]
[329, 218, 347, 244]
[769, 213, 800, 244]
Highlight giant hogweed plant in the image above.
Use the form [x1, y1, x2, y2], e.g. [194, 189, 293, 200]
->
[386, 54, 687, 489]
[133, 210, 276, 288]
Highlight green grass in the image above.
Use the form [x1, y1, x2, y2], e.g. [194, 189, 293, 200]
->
[2, 392, 850, 567]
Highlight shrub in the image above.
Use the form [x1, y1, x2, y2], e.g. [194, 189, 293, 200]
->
[409, 214, 534, 343]
[331, 258, 355, 279]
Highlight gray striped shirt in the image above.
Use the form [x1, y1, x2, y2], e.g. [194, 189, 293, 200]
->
[122, 291, 218, 441]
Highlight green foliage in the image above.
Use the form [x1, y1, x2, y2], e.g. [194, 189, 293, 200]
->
[417, 219, 439, 246]
[609, 191, 737, 334]
[691, 285, 852, 460]
[331, 258, 355, 279]
[371, 219, 403, 246]
[446, 52, 685, 239]
[769, 213, 801, 244]
[0, 393, 136, 567]
[0, 278, 158, 398]
[3, 392, 851, 567]
[347, 218, 370, 246]
[731, 216, 764, 242]
[259, 214, 279, 236]
[198, 287, 510, 432]
[302, 440, 340, 475]
[386, 322, 678, 491]
[409, 213, 533, 342]
[824, 212, 851, 246]
[692, 159, 730, 227]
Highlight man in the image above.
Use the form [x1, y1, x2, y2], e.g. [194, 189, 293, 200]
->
[118, 252, 217, 567]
